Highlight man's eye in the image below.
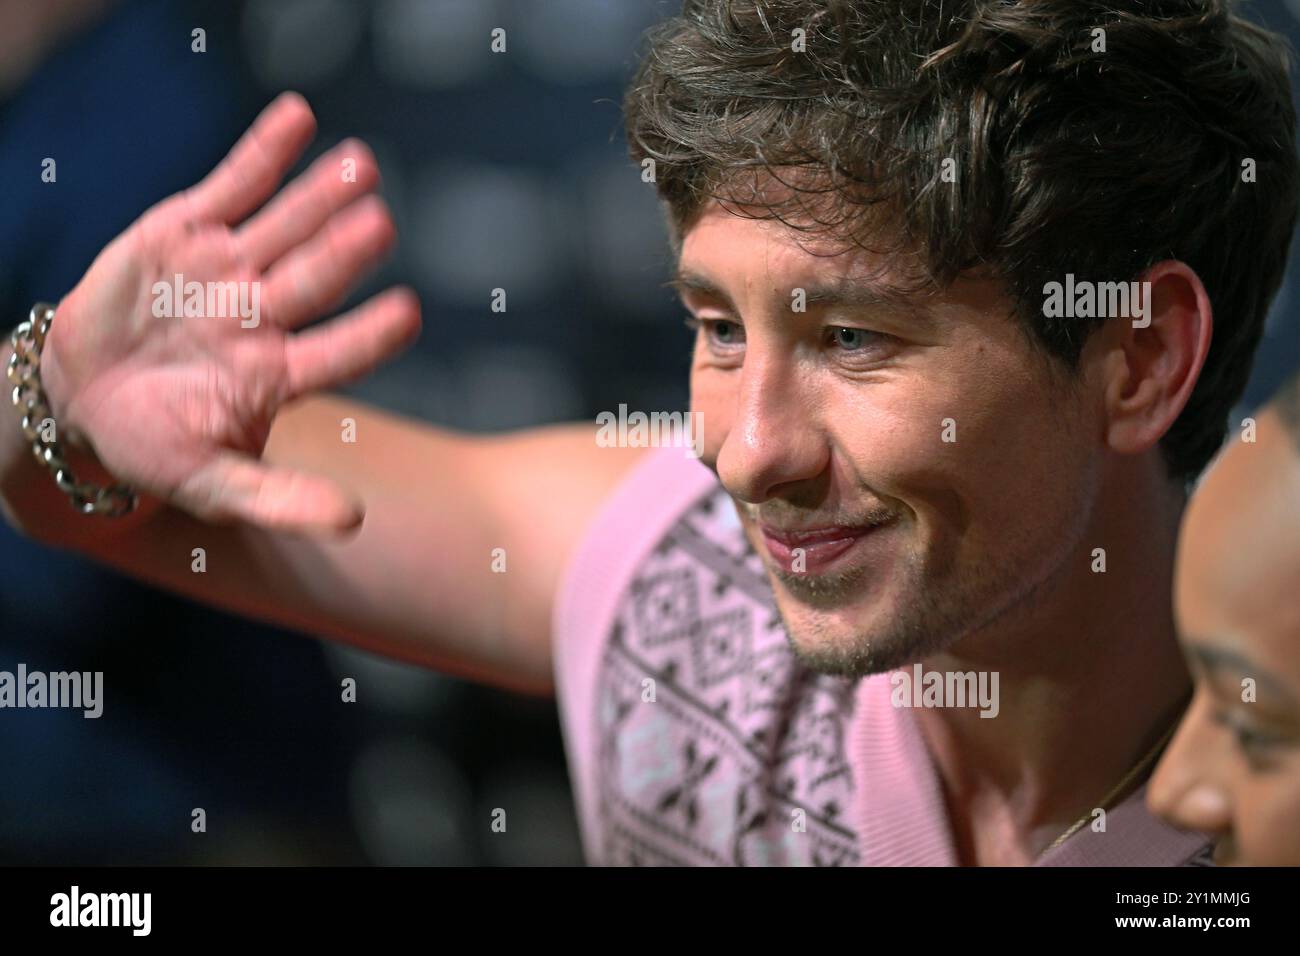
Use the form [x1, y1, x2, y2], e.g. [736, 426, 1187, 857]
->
[685, 316, 745, 348]
[828, 327, 884, 351]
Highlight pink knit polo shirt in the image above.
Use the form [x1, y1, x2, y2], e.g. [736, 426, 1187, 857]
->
[553, 446, 1215, 866]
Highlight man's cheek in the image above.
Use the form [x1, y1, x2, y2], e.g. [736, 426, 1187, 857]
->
[835, 401, 970, 490]
[690, 379, 732, 468]
[833, 402, 987, 543]
[697, 422, 728, 471]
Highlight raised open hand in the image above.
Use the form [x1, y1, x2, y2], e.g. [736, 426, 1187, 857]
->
[40, 92, 420, 533]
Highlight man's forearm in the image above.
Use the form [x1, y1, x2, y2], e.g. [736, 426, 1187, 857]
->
[1, 365, 556, 697]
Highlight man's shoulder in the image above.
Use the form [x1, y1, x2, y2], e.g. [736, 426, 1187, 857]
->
[560, 440, 721, 573]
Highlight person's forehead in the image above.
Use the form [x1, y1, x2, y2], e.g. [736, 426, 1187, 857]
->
[1177, 409, 1300, 674]
[680, 201, 868, 269]
[676, 201, 955, 310]
[1180, 412, 1300, 573]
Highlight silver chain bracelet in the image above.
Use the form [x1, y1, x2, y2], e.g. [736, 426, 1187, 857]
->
[7, 303, 137, 516]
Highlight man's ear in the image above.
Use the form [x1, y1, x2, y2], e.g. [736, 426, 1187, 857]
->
[1089, 261, 1214, 461]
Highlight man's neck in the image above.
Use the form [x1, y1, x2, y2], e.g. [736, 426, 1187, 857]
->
[912, 468, 1192, 866]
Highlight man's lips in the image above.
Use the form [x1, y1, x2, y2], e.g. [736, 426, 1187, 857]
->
[757, 521, 885, 573]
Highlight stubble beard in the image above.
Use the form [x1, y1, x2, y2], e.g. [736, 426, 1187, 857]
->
[761, 518, 1081, 682]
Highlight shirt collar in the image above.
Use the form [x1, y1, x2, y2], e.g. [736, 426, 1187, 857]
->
[847, 672, 1214, 866]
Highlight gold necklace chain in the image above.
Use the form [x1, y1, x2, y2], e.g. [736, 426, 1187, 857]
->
[1038, 713, 1183, 858]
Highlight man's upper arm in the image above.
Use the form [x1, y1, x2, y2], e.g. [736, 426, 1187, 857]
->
[471, 424, 652, 682]
[252, 395, 649, 696]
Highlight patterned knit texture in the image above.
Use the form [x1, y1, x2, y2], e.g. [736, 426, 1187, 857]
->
[593, 485, 860, 865]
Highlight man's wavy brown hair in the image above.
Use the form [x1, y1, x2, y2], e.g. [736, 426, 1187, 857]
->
[623, 0, 1299, 483]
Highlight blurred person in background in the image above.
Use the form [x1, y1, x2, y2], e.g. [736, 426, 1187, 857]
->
[1, 0, 647, 866]
[0, 0, 315, 865]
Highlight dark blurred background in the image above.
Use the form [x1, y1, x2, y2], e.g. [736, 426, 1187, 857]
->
[0, 0, 1296, 865]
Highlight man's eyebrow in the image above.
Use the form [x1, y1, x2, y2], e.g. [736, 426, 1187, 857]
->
[1189, 642, 1299, 708]
[801, 277, 925, 313]
[667, 270, 734, 309]
[667, 268, 927, 317]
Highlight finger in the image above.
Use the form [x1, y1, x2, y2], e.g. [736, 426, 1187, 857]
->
[237, 138, 380, 271]
[261, 194, 396, 330]
[174, 453, 364, 534]
[185, 92, 318, 226]
[284, 287, 421, 397]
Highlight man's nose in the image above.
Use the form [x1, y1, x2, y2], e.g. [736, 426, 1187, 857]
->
[1146, 695, 1233, 838]
[715, 351, 828, 504]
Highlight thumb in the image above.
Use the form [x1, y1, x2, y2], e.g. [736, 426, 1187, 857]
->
[174, 453, 364, 534]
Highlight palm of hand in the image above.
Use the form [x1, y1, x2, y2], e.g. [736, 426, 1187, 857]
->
[41, 93, 420, 532]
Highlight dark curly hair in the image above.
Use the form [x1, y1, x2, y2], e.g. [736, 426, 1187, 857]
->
[624, 0, 1299, 483]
